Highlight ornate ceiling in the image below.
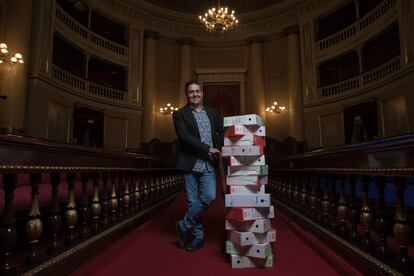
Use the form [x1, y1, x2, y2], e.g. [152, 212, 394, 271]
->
[142, 0, 287, 14]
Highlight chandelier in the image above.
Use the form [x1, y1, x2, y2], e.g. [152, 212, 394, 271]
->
[266, 101, 286, 113]
[199, 0, 238, 32]
[0, 43, 24, 65]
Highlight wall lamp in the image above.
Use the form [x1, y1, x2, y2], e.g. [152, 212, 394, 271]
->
[266, 101, 286, 113]
[0, 42, 25, 100]
[159, 103, 178, 114]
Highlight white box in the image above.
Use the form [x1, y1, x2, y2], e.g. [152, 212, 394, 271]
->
[227, 165, 268, 176]
[223, 114, 264, 127]
[229, 155, 265, 166]
[222, 145, 264, 156]
[229, 229, 276, 246]
[226, 240, 272, 259]
[225, 219, 272, 233]
[225, 125, 266, 137]
[224, 135, 265, 147]
[226, 206, 275, 221]
[230, 254, 273, 268]
[226, 175, 268, 186]
[225, 194, 271, 207]
[228, 184, 266, 195]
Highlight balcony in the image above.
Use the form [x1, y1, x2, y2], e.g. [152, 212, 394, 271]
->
[52, 65, 128, 103]
[318, 55, 402, 99]
[54, 4, 128, 65]
[315, 0, 397, 61]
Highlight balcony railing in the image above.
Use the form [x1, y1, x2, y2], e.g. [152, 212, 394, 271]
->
[318, 55, 401, 98]
[55, 5, 128, 57]
[317, 0, 397, 51]
[52, 65, 127, 103]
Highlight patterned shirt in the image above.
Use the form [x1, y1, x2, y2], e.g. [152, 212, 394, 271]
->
[190, 105, 214, 172]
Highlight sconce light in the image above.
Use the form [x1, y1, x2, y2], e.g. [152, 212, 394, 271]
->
[0, 42, 24, 100]
[0, 43, 24, 65]
[159, 103, 178, 114]
[266, 101, 286, 113]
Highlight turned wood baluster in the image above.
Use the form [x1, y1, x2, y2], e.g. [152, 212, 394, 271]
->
[301, 175, 308, 211]
[101, 173, 110, 226]
[158, 176, 163, 200]
[131, 174, 137, 212]
[279, 174, 285, 197]
[90, 173, 102, 232]
[329, 174, 337, 230]
[110, 172, 119, 222]
[374, 176, 390, 259]
[143, 176, 149, 208]
[79, 173, 91, 237]
[0, 174, 17, 273]
[321, 174, 330, 226]
[292, 175, 299, 208]
[393, 177, 412, 268]
[150, 177, 155, 204]
[348, 175, 359, 241]
[336, 175, 348, 237]
[26, 173, 43, 263]
[315, 174, 322, 222]
[309, 175, 317, 218]
[118, 173, 125, 219]
[123, 173, 131, 217]
[359, 175, 373, 249]
[65, 172, 78, 244]
[134, 175, 141, 211]
[287, 174, 293, 202]
[48, 173, 63, 251]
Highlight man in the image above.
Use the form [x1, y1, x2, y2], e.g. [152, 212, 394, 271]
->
[172, 79, 224, 252]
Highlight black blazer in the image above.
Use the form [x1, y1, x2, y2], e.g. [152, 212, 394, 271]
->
[173, 104, 224, 172]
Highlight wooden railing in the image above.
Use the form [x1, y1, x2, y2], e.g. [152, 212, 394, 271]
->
[269, 134, 414, 275]
[0, 134, 182, 275]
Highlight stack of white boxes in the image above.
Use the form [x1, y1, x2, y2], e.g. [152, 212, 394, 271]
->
[221, 114, 276, 268]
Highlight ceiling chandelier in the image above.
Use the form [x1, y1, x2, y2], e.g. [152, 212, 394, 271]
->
[199, 0, 238, 32]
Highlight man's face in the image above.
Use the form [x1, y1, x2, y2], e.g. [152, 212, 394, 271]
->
[186, 83, 203, 105]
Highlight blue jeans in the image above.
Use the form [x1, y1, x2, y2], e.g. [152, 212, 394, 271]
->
[180, 170, 216, 240]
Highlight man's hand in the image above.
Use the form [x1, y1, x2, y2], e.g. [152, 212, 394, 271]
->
[209, 147, 220, 154]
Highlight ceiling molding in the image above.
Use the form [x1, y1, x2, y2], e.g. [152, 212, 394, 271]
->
[96, 0, 334, 40]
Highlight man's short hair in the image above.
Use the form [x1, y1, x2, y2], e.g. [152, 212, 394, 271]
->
[184, 79, 200, 94]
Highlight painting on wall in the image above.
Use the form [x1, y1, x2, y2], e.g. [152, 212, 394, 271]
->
[202, 83, 240, 117]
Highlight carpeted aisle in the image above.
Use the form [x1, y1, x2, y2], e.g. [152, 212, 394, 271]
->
[72, 191, 362, 276]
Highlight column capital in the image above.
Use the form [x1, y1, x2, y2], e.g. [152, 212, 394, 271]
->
[177, 37, 194, 46]
[144, 29, 160, 39]
[283, 25, 300, 36]
[247, 35, 266, 44]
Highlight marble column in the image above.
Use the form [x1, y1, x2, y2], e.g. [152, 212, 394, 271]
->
[285, 26, 304, 140]
[0, 0, 33, 134]
[141, 30, 159, 142]
[177, 37, 193, 108]
[247, 35, 266, 121]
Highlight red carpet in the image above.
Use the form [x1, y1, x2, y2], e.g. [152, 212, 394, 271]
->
[72, 191, 362, 276]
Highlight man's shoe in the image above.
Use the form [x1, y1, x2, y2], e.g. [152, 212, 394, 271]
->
[185, 238, 204, 252]
[175, 221, 187, 249]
